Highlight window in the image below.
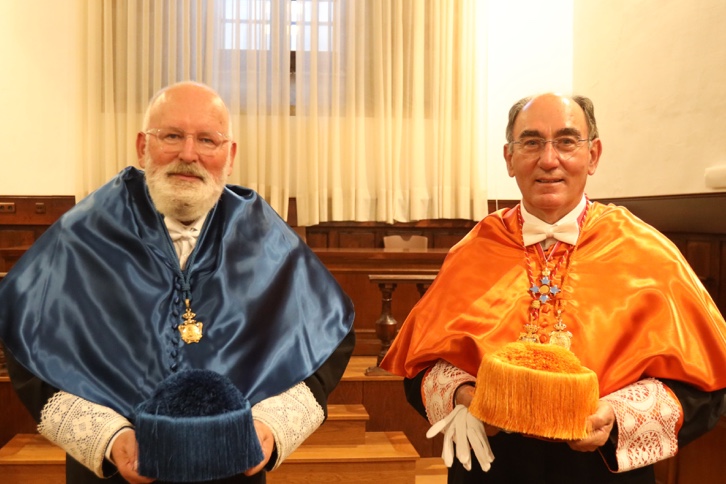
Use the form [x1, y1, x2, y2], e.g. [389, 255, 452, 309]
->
[220, 0, 335, 112]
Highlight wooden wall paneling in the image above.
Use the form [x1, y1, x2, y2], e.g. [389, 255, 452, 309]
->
[0, 196, 75, 228]
[653, 457, 676, 484]
[683, 238, 720, 300]
[0, 196, 76, 272]
[328, 360, 441, 459]
[674, 417, 726, 484]
[0, 378, 37, 448]
[668, 236, 687, 257]
[338, 230, 377, 249]
[306, 231, 328, 248]
[362, 379, 441, 459]
[328, 380, 364, 407]
[597, 193, 726, 236]
[0, 248, 28, 272]
[431, 231, 466, 249]
[314, 248, 448, 355]
[326, 268, 438, 355]
[304, 219, 478, 250]
[666, 233, 724, 314]
[0, 230, 35, 249]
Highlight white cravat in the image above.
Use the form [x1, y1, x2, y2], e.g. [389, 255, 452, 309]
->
[165, 216, 206, 269]
[520, 197, 587, 247]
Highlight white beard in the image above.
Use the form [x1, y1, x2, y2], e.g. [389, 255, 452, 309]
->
[144, 154, 230, 222]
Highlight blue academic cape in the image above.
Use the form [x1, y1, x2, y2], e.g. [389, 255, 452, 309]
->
[0, 167, 354, 417]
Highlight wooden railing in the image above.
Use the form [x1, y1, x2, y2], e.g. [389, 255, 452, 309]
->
[365, 273, 438, 376]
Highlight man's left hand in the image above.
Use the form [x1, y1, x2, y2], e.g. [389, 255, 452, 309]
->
[244, 420, 275, 476]
[568, 400, 615, 452]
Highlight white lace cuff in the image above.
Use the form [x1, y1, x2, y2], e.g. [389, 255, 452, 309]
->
[601, 378, 681, 472]
[251, 382, 324, 470]
[422, 359, 476, 425]
[38, 391, 132, 478]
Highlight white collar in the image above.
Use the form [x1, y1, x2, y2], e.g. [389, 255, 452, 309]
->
[520, 196, 587, 247]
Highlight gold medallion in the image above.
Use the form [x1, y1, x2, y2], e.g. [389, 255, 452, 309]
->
[179, 299, 203, 344]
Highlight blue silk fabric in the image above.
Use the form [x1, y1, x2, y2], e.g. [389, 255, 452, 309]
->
[0, 167, 354, 417]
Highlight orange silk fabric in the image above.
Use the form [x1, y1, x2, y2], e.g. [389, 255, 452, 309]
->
[380, 202, 726, 396]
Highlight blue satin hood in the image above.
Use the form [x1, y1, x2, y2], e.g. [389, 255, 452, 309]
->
[0, 167, 354, 417]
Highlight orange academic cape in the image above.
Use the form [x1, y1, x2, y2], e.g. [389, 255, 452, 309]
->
[380, 202, 726, 396]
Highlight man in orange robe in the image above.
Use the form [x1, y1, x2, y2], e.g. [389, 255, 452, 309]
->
[381, 93, 726, 483]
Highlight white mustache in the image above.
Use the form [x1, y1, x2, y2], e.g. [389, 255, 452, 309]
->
[165, 163, 208, 181]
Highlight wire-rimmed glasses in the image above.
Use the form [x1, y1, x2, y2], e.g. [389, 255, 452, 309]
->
[145, 128, 230, 155]
[511, 136, 590, 160]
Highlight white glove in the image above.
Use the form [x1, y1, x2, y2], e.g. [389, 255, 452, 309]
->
[426, 404, 494, 472]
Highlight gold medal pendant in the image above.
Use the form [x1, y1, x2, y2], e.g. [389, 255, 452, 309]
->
[179, 299, 203, 344]
[548, 310, 573, 350]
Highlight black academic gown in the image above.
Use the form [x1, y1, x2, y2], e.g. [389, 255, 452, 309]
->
[404, 371, 726, 484]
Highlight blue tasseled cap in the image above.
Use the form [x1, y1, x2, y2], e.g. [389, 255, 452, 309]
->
[134, 369, 264, 482]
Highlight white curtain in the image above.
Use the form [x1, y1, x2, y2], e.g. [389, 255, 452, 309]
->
[84, 0, 487, 224]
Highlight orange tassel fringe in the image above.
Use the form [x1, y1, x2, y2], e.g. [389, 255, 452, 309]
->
[469, 342, 599, 440]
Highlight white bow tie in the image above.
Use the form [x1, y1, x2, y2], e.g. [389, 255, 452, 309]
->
[522, 220, 579, 247]
[169, 228, 198, 243]
[168, 226, 199, 269]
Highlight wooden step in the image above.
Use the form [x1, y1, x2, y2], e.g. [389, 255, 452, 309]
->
[270, 431, 419, 484]
[0, 429, 416, 483]
[415, 457, 447, 484]
[0, 433, 64, 484]
[306, 403, 368, 445]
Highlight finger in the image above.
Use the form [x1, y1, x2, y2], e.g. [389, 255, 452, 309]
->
[426, 406, 462, 438]
[441, 418, 457, 467]
[454, 409, 471, 468]
[466, 419, 494, 471]
[427, 418, 449, 438]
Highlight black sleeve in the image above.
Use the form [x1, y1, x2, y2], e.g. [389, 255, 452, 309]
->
[261, 328, 355, 471]
[403, 367, 429, 421]
[661, 378, 726, 447]
[5, 350, 58, 424]
[303, 327, 356, 419]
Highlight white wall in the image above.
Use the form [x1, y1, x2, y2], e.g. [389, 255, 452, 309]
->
[574, 0, 726, 197]
[484, 0, 574, 201]
[0, 0, 85, 197]
[2, 0, 724, 200]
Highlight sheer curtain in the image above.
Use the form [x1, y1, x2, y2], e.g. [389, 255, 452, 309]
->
[84, 0, 486, 224]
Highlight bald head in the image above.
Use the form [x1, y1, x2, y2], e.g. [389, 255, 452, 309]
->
[143, 82, 232, 138]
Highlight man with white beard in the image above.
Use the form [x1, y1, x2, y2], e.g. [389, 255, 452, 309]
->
[0, 82, 355, 484]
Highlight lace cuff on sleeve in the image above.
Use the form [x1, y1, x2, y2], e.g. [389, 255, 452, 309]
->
[251, 382, 325, 470]
[422, 359, 476, 425]
[38, 391, 132, 478]
[601, 378, 681, 472]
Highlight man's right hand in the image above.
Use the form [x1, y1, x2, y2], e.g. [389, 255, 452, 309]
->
[455, 384, 500, 436]
[110, 430, 155, 483]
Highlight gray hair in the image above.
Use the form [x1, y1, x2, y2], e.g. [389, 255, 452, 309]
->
[505, 94, 599, 145]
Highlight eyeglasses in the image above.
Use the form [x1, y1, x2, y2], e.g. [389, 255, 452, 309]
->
[511, 136, 590, 160]
[145, 128, 230, 155]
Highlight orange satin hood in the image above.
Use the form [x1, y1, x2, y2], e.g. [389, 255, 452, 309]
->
[380, 202, 726, 396]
